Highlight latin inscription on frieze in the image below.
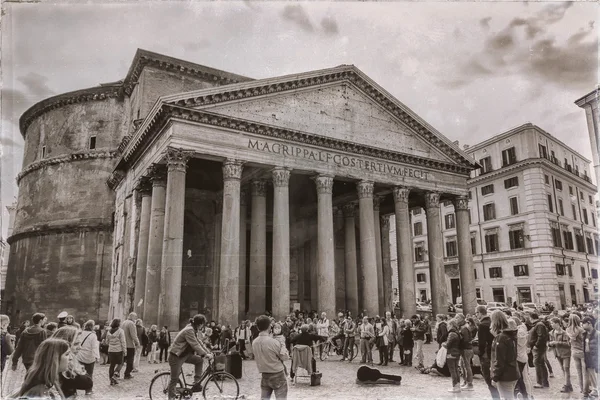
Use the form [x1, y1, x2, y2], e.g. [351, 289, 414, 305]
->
[248, 139, 430, 180]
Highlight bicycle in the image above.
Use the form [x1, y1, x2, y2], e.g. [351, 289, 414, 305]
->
[148, 356, 239, 400]
[319, 337, 358, 361]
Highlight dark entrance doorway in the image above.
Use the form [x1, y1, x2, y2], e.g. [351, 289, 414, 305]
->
[450, 279, 460, 304]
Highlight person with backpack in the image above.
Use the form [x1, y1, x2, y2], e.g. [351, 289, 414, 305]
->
[158, 326, 171, 363]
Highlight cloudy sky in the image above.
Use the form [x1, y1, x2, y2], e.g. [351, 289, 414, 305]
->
[1, 1, 597, 236]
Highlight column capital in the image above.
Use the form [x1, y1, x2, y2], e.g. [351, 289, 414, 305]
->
[342, 203, 356, 218]
[392, 186, 411, 204]
[453, 195, 469, 211]
[313, 175, 334, 194]
[381, 214, 391, 229]
[251, 180, 268, 197]
[165, 147, 194, 172]
[424, 192, 441, 210]
[134, 177, 152, 196]
[357, 180, 374, 199]
[222, 159, 244, 181]
[272, 167, 291, 187]
[147, 164, 167, 187]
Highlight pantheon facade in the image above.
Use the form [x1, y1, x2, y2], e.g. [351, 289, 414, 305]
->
[6, 50, 478, 328]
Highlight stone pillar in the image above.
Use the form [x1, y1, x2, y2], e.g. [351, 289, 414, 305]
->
[373, 197, 384, 315]
[239, 189, 248, 318]
[357, 181, 379, 316]
[272, 168, 291, 320]
[158, 148, 192, 330]
[454, 195, 476, 315]
[393, 187, 416, 318]
[381, 215, 393, 313]
[248, 180, 267, 317]
[343, 204, 359, 316]
[133, 182, 152, 318]
[218, 160, 244, 326]
[314, 175, 336, 318]
[144, 166, 166, 326]
[425, 192, 447, 317]
[212, 197, 223, 318]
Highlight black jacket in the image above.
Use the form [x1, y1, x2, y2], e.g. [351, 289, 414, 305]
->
[491, 329, 520, 382]
[528, 320, 549, 349]
[290, 331, 321, 347]
[12, 325, 47, 367]
[478, 315, 493, 359]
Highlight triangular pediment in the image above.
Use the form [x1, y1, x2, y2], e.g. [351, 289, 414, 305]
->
[166, 66, 476, 169]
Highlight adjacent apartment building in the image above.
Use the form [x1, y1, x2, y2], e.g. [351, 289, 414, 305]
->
[391, 123, 598, 309]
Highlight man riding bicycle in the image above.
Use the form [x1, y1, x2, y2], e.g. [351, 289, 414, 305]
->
[168, 314, 214, 400]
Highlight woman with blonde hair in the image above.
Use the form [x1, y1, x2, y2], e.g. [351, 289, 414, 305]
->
[52, 326, 93, 398]
[10, 338, 71, 399]
[566, 313, 585, 393]
[490, 310, 520, 400]
[147, 325, 159, 364]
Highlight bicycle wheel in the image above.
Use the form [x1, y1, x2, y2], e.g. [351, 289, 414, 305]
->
[202, 371, 239, 400]
[350, 343, 359, 361]
[149, 372, 184, 400]
[319, 342, 330, 361]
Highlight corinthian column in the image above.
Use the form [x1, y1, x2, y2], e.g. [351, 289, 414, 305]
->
[425, 192, 447, 316]
[357, 181, 379, 316]
[158, 148, 193, 330]
[393, 187, 416, 317]
[272, 168, 291, 320]
[239, 189, 248, 318]
[314, 175, 336, 319]
[343, 204, 359, 316]
[373, 197, 384, 315]
[248, 180, 267, 317]
[133, 181, 152, 318]
[454, 195, 476, 315]
[218, 160, 244, 326]
[144, 165, 167, 326]
[381, 215, 393, 313]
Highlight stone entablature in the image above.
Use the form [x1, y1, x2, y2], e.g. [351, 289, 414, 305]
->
[6, 221, 112, 244]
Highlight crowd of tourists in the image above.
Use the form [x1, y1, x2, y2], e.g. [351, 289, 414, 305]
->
[1, 304, 598, 400]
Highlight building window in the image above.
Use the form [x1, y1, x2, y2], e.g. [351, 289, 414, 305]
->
[483, 203, 496, 221]
[581, 266, 586, 278]
[509, 197, 519, 215]
[572, 204, 578, 221]
[504, 177, 519, 189]
[575, 229, 585, 253]
[569, 186, 574, 195]
[539, 144, 548, 159]
[417, 273, 427, 283]
[502, 147, 517, 166]
[547, 194, 554, 213]
[479, 156, 493, 174]
[562, 229, 574, 250]
[481, 184, 494, 196]
[586, 236, 595, 255]
[509, 228, 525, 250]
[558, 199, 565, 216]
[444, 214, 455, 230]
[556, 264, 566, 276]
[413, 208, 421, 215]
[593, 214, 596, 228]
[468, 209, 472, 224]
[592, 269, 598, 279]
[595, 236, 599, 255]
[476, 288, 482, 298]
[544, 174, 550, 185]
[446, 239, 458, 257]
[513, 265, 529, 277]
[89, 136, 97, 150]
[551, 222, 562, 247]
[568, 265, 573, 277]
[474, 268, 478, 279]
[413, 222, 423, 236]
[555, 180, 563, 191]
[589, 195, 593, 205]
[485, 231, 499, 253]
[490, 267, 502, 278]
[580, 191, 584, 201]
[41, 146, 46, 159]
[583, 209, 589, 225]
[414, 245, 425, 262]
[470, 236, 477, 255]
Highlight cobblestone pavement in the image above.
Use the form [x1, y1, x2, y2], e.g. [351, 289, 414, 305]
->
[1, 343, 585, 400]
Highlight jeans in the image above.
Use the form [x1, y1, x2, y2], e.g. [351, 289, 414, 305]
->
[533, 347, 549, 386]
[573, 351, 585, 392]
[414, 339, 424, 366]
[556, 356, 572, 386]
[124, 348, 135, 377]
[159, 346, 169, 362]
[515, 361, 529, 399]
[343, 337, 355, 360]
[134, 346, 142, 370]
[447, 357, 460, 387]
[260, 370, 288, 399]
[496, 380, 517, 400]
[378, 345, 388, 365]
[388, 339, 395, 361]
[148, 342, 158, 363]
[481, 356, 500, 400]
[360, 338, 372, 363]
[108, 352, 123, 381]
[168, 352, 204, 400]
[460, 349, 474, 385]
[584, 367, 598, 396]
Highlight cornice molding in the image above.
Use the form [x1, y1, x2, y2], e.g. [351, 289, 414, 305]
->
[19, 85, 123, 138]
[17, 150, 117, 184]
[108, 103, 474, 190]
[7, 222, 112, 245]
